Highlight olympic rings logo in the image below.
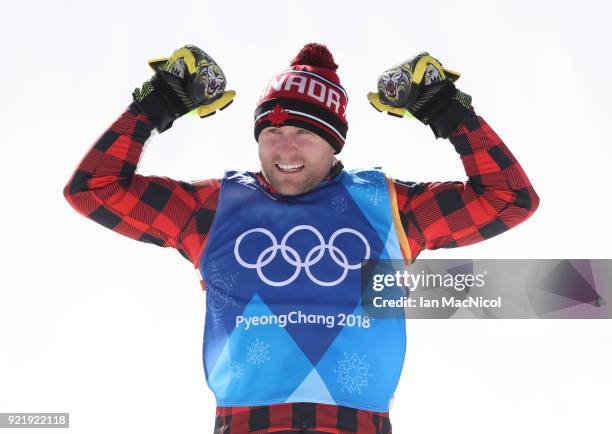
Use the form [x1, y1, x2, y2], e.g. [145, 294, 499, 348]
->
[234, 225, 370, 287]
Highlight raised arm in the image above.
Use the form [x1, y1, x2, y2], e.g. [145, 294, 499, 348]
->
[62, 103, 220, 265]
[393, 109, 539, 256]
[369, 52, 539, 258]
[63, 45, 234, 266]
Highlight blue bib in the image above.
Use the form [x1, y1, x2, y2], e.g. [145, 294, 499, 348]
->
[199, 168, 408, 411]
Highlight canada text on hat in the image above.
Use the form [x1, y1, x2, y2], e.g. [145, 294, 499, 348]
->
[253, 43, 349, 154]
[258, 71, 347, 116]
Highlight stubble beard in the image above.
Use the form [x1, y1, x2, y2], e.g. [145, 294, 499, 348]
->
[261, 160, 333, 196]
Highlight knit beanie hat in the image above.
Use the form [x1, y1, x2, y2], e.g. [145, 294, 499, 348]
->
[253, 43, 348, 154]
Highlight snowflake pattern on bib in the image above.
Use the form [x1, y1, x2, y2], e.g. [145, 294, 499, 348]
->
[246, 338, 271, 367]
[334, 352, 374, 395]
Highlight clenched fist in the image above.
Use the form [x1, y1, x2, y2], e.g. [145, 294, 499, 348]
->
[133, 45, 236, 132]
[368, 52, 472, 138]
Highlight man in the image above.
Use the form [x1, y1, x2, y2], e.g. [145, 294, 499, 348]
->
[64, 43, 539, 433]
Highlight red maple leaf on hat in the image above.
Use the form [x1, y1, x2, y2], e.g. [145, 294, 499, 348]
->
[268, 103, 289, 127]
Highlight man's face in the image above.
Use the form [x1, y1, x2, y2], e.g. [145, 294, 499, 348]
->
[258, 125, 335, 196]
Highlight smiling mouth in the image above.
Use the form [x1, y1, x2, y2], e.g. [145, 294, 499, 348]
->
[275, 163, 304, 173]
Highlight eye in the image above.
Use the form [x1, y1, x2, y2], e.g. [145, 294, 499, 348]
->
[297, 129, 310, 135]
[266, 128, 280, 134]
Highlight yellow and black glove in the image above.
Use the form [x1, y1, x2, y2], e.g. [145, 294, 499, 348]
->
[367, 52, 472, 138]
[132, 45, 236, 132]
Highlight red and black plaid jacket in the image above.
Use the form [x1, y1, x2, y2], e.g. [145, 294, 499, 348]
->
[63, 102, 539, 433]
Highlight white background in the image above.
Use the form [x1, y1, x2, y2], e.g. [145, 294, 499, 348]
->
[1, 0, 611, 432]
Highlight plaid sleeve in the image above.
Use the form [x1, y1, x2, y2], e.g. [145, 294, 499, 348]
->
[63, 102, 220, 267]
[393, 109, 540, 256]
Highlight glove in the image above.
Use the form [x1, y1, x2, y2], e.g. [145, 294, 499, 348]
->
[367, 52, 472, 138]
[132, 45, 236, 132]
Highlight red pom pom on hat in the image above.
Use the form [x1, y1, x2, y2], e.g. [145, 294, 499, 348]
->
[290, 43, 338, 71]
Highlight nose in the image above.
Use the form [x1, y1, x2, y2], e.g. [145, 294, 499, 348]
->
[274, 131, 300, 154]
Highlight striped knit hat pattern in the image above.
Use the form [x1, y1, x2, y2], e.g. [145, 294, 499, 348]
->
[254, 43, 348, 154]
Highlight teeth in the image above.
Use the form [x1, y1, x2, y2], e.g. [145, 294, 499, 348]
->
[277, 163, 304, 171]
